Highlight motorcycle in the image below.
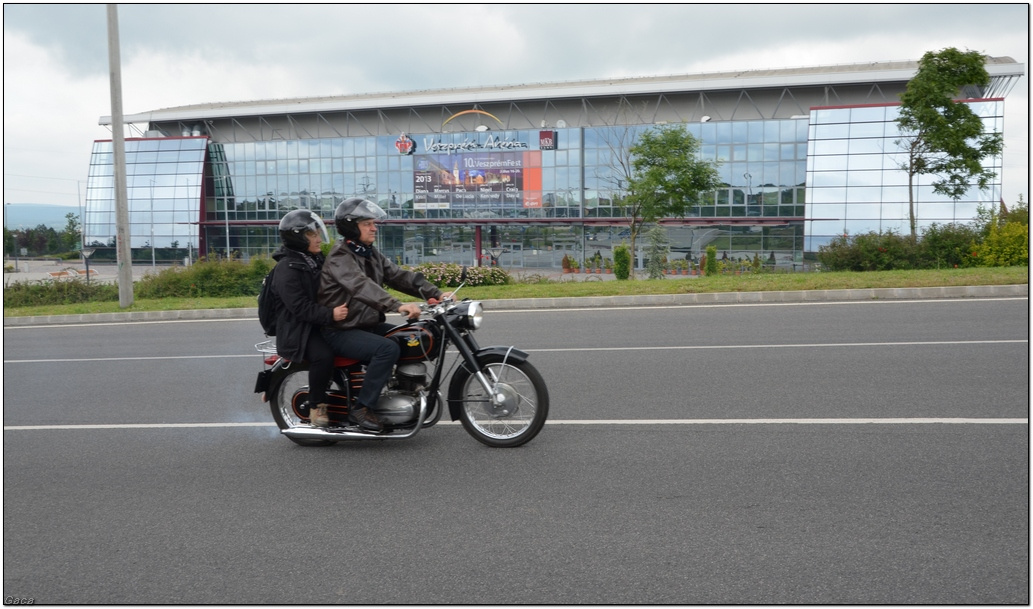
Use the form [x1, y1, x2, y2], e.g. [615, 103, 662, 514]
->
[254, 272, 549, 448]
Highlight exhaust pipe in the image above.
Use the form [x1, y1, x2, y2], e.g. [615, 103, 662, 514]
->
[281, 395, 428, 442]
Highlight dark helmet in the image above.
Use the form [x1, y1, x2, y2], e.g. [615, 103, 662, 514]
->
[334, 197, 387, 239]
[278, 209, 328, 251]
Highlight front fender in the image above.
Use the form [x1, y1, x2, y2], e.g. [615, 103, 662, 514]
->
[447, 346, 530, 421]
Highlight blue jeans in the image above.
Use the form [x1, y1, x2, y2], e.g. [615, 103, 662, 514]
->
[321, 324, 400, 409]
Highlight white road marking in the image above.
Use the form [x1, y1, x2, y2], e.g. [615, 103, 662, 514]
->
[3, 418, 1026, 431]
[3, 339, 1026, 364]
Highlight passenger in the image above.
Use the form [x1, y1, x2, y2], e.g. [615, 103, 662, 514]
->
[270, 210, 349, 428]
[318, 198, 450, 432]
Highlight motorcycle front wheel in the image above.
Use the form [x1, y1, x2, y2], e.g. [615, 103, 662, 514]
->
[448, 355, 549, 448]
[268, 366, 335, 447]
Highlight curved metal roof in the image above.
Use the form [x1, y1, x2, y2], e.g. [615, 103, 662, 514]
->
[102, 56, 1024, 126]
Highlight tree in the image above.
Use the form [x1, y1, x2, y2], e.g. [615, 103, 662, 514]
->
[62, 212, 81, 252]
[644, 225, 670, 279]
[611, 124, 719, 276]
[896, 47, 1005, 239]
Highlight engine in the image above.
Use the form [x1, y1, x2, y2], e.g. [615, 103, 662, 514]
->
[373, 363, 427, 424]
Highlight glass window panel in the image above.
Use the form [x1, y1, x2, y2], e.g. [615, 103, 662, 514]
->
[846, 171, 883, 187]
[811, 155, 847, 171]
[843, 220, 880, 234]
[848, 154, 884, 171]
[811, 139, 848, 155]
[731, 121, 748, 143]
[850, 122, 885, 138]
[809, 187, 846, 204]
[814, 123, 849, 139]
[699, 122, 717, 144]
[810, 172, 847, 188]
[849, 106, 887, 123]
[714, 121, 732, 142]
[845, 202, 882, 219]
[881, 170, 909, 187]
[848, 138, 891, 154]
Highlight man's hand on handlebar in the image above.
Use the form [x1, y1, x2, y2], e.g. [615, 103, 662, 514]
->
[398, 303, 422, 320]
[426, 292, 454, 306]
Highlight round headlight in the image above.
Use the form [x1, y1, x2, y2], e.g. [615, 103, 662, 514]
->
[462, 301, 483, 330]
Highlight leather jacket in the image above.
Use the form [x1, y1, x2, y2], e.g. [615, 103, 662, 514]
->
[318, 240, 442, 331]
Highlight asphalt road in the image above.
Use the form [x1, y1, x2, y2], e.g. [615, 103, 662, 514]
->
[3, 297, 1029, 604]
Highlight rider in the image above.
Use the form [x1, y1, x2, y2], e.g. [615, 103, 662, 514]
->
[318, 197, 449, 432]
[270, 209, 349, 428]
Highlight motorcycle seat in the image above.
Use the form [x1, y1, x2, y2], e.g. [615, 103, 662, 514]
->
[270, 355, 362, 368]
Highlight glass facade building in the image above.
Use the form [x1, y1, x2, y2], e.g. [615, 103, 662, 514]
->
[84, 59, 1021, 269]
[805, 100, 1005, 251]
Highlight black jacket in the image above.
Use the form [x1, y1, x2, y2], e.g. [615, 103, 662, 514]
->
[318, 240, 442, 331]
[271, 246, 334, 362]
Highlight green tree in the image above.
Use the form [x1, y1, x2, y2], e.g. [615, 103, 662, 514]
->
[621, 125, 720, 268]
[599, 117, 720, 278]
[62, 212, 82, 252]
[896, 47, 1005, 239]
[644, 225, 670, 280]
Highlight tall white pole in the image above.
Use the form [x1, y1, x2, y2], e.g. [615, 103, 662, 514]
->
[107, 4, 134, 307]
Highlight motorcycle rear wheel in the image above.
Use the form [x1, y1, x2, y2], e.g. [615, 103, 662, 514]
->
[449, 356, 549, 448]
[269, 366, 335, 447]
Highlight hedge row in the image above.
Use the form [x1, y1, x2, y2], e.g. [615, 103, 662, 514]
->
[3, 259, 509, 307]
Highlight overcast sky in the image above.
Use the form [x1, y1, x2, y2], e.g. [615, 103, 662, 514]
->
[3, 3, 1028, 210]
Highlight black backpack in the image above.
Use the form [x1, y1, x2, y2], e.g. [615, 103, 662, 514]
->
[257, 264, 281, 336]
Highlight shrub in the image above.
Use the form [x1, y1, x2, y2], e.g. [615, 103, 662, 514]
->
[134, 257, 274, 298]
[818, 231, 919, 271]
[918, 223, 981, 268]
[410, 263, 510, 287]
[612, 243, 631, 280]
[3, 277, 120, 307]
[974, 222, 1029, 267]
[704, 245, 718, 276]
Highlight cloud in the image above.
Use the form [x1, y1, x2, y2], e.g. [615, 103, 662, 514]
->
[3, 30, 106, 204]
[3, 3, 1028, 205]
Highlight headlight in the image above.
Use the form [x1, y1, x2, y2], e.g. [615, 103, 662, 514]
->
[456, 301, 483, 330]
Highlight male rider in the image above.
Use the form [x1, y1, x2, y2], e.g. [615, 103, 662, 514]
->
[318, 198, 450, 432]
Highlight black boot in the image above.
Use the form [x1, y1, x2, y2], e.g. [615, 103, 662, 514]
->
[348, 405, 384, 432]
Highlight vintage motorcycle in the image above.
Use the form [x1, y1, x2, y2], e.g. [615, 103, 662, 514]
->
[254, 276, 548, 448]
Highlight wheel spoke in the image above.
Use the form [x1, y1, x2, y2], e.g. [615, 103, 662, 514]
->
[462, 363, 539, 440]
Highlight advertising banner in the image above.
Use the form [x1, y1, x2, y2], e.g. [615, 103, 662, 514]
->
[414, 151, 541, 210]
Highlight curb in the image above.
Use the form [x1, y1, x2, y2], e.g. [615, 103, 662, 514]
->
[3, 284, 1026, 327]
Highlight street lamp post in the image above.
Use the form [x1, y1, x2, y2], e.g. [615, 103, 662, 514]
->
[149, 179, 156, 268]
[82, 247, 95, 285]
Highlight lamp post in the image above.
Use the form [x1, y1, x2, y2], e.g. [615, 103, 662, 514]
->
[149, 178, 156, 268]
[81, 247, 95, 285]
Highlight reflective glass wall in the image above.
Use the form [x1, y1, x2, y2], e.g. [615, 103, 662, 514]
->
[805, 100, 1004, 250]
[201, 119, 809, 267]
[84, 137, 205, 261]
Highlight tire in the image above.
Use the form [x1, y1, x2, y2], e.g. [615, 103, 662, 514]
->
[268, 365, 335, 447]
[448, 356, 549, 448]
